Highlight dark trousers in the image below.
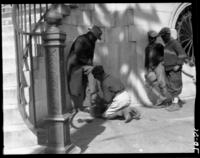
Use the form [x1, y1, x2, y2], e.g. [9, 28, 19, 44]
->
[166, 69, 183, 98]
[70, 65, 95, 110]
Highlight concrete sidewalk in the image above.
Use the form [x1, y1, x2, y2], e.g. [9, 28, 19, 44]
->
[70, 98, 195, 153]
[4, 98, 195, 154]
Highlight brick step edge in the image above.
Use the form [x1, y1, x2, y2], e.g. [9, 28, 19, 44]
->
[3, 145, 46, 155]
[3, 124, 38, 149]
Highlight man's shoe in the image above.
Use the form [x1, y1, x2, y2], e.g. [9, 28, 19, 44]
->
[82, 107, 90, 113]
[154, 97, 167, 106]
[166, 103, 181, 112]
[77, 117, 94, 123]
[160, 98, 172, 108]
[152, 97, 167, 108]
[123, 107, 134, 123]
[129, 106, 141, 120]
[178, 99, 186, 107]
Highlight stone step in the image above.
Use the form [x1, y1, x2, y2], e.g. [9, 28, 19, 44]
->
[2, 44, 16, 60]
[3, 145, 46, 155]
[3, 87, 18, 105]
[3, 104, 18, 110]
[2, 25, 14, 34]
[2, 31, 15, 42]
[2, 24, 16, 60]
[2, 24, 14, 34]
[2, 17, 13, 25]
[37, 127, 48, 146]
[3, 58, 17, 74]
[3, 106, 24, 126]
[3, 72, 17, 88]
[2, 5, 12, 13]
[3, 124, 38, 149]
[2, 40, 15, 49]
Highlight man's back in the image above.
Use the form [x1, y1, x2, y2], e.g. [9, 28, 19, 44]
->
[145, 43, 164, 70]
[100, 74, 125, 104]
[68, 33, 95, 65]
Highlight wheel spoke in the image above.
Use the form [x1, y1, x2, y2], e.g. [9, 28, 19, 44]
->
[191, 47, 195, 64]
[176, 6, 193, 65]
[179, 34, 190, 43]
[188, 16, 193, 35]
[182, 22, 189, 36]
[187, 12, 192, 32]
[192, 45, 194, 57]
[182, 21, 191, 37]
[180, 37, 191, 44]
[184, 39, 192, 50]
[179, 27, 190, 39]
[186, 17, 192, 35]
[187, 41, 192, 57]
[184, 16, 191, 34]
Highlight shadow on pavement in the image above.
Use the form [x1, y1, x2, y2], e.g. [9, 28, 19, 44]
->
[70, 118, 106, 153]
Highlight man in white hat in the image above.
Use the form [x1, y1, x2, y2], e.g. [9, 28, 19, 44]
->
[66, 25, 102, 112]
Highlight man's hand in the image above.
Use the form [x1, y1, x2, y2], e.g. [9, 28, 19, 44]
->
[173, 65, 180, 71]
[88, 59, 93, 65]
[91, 93, 98, 105]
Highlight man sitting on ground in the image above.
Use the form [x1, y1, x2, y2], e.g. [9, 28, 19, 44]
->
[89, 65, 141, 123]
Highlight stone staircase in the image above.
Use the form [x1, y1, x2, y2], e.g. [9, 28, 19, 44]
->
[2, 6, 45, 154]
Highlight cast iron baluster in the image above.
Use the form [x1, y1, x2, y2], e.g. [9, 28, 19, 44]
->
[24, 4, 27, 46]
[39, 4, 42, 19]
[29, 4, 32, 35]
[33, 4, 38, 52]
[20, 4, 23, 58]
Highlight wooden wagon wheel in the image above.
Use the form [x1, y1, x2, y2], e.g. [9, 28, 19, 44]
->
[176, 5, 194, 66]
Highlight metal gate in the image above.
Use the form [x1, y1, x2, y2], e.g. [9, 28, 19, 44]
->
[12, 4, 51, 133]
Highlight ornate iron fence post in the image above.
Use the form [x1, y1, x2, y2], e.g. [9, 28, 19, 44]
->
[42, 4, 81, 154]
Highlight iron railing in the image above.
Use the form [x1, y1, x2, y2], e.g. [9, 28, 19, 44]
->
[12, 4, 52, 133]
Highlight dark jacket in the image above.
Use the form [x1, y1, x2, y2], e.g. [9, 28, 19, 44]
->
[163, 39, 187, 97]
[164, 39, 187, 71]
[145, 43, 164, 71]
[66, 32, 96, 96]
[98, 74, 125, 104]
[89, 74, 125, 117]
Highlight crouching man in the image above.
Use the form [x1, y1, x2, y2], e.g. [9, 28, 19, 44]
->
[89, 65, 141, 123]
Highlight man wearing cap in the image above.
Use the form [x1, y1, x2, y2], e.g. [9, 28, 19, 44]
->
[144, 30, 172, 108]
[66, 25, 102, 112]
[159, 27, 187, 111]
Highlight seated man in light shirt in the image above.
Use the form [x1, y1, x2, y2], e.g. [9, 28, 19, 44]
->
[89, 65, 141, 123]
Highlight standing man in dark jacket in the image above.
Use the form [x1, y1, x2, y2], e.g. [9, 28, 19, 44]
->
[159, 27, 187, 111]
[90, 65, 141, 123]
[145, 30, 158, 70]
[66, 25, 102, 111]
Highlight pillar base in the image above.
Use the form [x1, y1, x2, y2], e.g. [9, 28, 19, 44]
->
[45, 143, 81, 154]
